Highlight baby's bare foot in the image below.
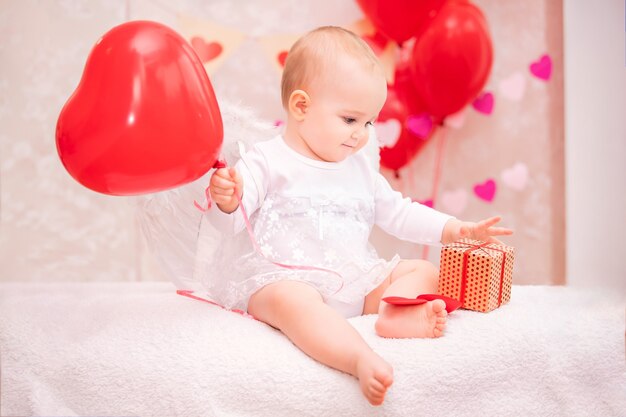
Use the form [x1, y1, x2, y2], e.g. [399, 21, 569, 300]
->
[375, 299, 448, 339]
[355, 350, 393, 406]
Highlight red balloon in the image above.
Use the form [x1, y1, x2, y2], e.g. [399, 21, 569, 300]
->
[356, 0, 450, 44]
[379, 85, 435, 172]
[56, 20, 223, 196]
[410, 2, 493, 120]
[393, 43, 428, 115]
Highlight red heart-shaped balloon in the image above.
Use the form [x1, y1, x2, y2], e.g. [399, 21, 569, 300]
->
[56, 20, 223, 195]
[409, 2, 493, 120]
[378, 76, 435, 172]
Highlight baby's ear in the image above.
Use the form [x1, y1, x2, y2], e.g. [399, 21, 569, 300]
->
[288, 90, 310, 121]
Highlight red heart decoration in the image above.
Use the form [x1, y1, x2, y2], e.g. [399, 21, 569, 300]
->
[191, 36, 223, 62]
[277, 51, 288, 67]
[56, 21, 223, 195]
[383, 296, 429, 306]
[382, 294, 462, 313]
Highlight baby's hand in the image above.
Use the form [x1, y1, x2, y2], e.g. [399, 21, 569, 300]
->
[459, 216, 513, 245]
[209, 167, 243, 214]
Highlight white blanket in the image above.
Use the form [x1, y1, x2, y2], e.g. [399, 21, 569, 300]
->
[1, 282, 624, 417]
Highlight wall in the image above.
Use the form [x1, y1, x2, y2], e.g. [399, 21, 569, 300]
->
[0, 0, 567, 286]
[563, 0, 626, 291]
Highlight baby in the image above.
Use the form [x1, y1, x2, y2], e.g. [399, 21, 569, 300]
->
[207, 26, 512, 406]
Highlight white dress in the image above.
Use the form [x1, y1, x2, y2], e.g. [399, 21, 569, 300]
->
[203, 136, 453, 317]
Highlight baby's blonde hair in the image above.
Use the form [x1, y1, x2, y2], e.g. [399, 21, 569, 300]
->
[280, 26, 383, 108]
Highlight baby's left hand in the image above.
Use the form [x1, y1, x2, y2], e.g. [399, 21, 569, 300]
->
[459, 216, 513, 245]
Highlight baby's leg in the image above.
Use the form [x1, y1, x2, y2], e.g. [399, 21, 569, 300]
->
[248, 280, 393, 406]
[365, 260, 447, 339]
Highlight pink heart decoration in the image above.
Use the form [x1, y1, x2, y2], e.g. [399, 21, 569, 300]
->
[406, 114, 433, 139]
[374, 118, 402, 148]
[500, 162, 529, 191]
[441, 189, 468, 215]
[473, 179, 496, 202]
[190, 37, 223, 62]
[498, 72, 526, 101]
[413, 198, 433, 208]
[529, 54, 552, 81]
[472, 92, 494, 115]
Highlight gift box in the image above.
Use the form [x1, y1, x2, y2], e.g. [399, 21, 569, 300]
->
[437, 238, 515, 312]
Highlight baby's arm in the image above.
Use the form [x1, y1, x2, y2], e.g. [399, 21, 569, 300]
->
[209, 167, 243, 214]
[373, 173, 453, 245]
[441, 216, 513, 245]
[373, 172, 513, 245]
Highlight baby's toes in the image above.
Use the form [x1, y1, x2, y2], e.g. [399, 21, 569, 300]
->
[434, 318, 446, 337]
[367, 382, 386, 405]
[369, 388, 385, 404]
[369, 393, 384, 406]
[369, 379, 385, 395]
[431, 299, 447, 315]
[374, 369, 394, 389]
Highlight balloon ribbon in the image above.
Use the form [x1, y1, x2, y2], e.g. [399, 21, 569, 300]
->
[179, 160, 344, 317]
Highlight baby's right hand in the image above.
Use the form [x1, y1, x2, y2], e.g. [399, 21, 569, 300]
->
[209, 167, 243, 214]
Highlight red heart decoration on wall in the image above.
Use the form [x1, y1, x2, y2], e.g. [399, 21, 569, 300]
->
[56, 21, 223, 195]
[191, 37, 223, 62]
[277, 51, 288, 67]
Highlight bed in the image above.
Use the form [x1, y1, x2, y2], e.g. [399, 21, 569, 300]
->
[1, 281, 624, 417]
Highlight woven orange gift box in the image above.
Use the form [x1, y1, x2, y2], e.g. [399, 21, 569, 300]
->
[437, 238, 515, 313]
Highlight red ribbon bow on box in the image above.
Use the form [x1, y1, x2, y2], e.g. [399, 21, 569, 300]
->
[452, 239, 510, 308]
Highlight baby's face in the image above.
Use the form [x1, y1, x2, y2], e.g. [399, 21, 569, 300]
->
[298, 56, 387, 162]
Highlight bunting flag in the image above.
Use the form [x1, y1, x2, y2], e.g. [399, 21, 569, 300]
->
[347, 19, 397, 84]
[256, 19, 396, 81]
[178, 15, 246, 75]
[142, 1, 395, 79]
[257, 33, 301, 73]
[345, 18, 377, 37]
[377, 41, 398, 85]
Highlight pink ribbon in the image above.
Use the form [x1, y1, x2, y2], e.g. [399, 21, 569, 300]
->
[180, 160, 344, 315]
